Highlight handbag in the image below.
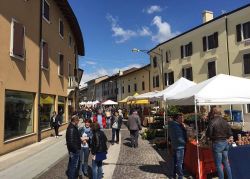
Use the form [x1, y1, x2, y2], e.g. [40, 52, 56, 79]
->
[95, 152, 107, 161]
[112, 121, 118, 129]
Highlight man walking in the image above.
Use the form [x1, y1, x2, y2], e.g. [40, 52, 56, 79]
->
[206, 106, 233, 179]
[127, 110, 142, 148]
[168, 113, 187, 179]
[66, 115, 81, 179]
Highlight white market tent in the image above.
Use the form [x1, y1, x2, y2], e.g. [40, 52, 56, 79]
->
[130, 91, 159, 100]
[102, 100, 118, 105]
[153, 77, 196, 101]
[166, 74, 250, 105]
[166, 74, 250, 178]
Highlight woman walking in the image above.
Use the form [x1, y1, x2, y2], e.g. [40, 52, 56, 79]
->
[91, 122, 108, 179]
[111, 111, 123, 144]
[50, 111, 61, 137]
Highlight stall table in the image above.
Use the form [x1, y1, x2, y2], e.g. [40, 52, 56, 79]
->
[184, 141, 216, 179]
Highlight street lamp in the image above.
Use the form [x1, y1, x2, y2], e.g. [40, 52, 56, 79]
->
[132, 48, 164, 90]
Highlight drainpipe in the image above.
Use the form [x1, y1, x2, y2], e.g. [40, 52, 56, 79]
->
[37, 0, 43, 142]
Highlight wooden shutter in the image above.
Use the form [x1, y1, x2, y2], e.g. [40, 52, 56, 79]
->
[42, 42, 49, 68]
[59, 20, 64, 37]
[43, 0, 50, 21]
[59, 54, 64, 75]
[182, 68, 185, 77]
[13, 21, 24, 57]
[244, 54, 250, 74]
[203, 36, 207, 51]
[214, 32, 218, 48]
[189, 42, 193, 55]
[208, 61, 216, 78]
[189, 67, 193, 81]
[142, 82, 145, 90]
[169, 72, 174, 85]
[164, 73, 167, 86]
[181, 45, 184, 58]
[236, 24, 242, 42]
[153, 77, 155, 88]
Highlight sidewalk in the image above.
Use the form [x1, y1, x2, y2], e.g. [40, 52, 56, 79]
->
[0, 131, 68, 179]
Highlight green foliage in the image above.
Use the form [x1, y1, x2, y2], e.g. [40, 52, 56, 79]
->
[167, 106, 180, 116]
[141, 129, 156, 140]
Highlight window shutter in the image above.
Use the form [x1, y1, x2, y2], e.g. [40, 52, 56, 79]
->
[59, 20, 64, 37]
[190, 67, 193, 81]
[43, 0, 50, 21]
[182, 68, 185, 77]
[203, 36, 207, 51]
[42, 42, 49, 68]
[244, 54, 250, 74]
[166, 51, 169, 63]
[181, 45, 184, 58]
[59, 54, 64, 75]
[169, 72, 174, 85]
[153, 77, 155, 88]
[214, 32, 218, 48]
[13, 22, 24, 57]
[236, 24, 242, 42]
[189, 42, 193, 55]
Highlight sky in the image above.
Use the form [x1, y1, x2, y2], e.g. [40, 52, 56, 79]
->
[68, 0, 250, 87]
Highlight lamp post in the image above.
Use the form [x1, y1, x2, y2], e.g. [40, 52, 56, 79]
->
[132, 48, 164, 90]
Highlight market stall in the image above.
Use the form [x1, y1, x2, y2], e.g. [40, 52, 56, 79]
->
[166, 74, 250, 179]
[101, 100, 118, 105]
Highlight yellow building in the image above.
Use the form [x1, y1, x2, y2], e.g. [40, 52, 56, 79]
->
[117, 65, 151, 101]
[0, 0, 84, 155]
[149, 4, 250, 101]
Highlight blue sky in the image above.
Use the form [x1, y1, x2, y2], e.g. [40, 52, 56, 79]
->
[68, 0, 250, 87]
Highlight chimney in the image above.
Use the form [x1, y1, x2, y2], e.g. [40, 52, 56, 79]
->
[119, 70, 123, 76]
[202, 10, 213, 23]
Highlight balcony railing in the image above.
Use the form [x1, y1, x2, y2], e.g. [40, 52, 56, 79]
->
[68, 76, 79, 88]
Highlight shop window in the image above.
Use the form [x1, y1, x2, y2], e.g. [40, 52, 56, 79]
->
[58, 96, 66, 123]
[243, 53, 250, 74]
[42, 41, 49, 69]
[10, 19, 25, 60]
[4, 90, 34, 141]
[43, 0, 50, 22]
[208, 61, 216, 78]
[40, 94, 55, 130]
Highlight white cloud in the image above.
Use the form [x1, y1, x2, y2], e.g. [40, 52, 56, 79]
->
[146, 5, 162, 14]
[138, 26, 152, 36]
[151, 16, 179, 43]
[80, 68, 108, 87]
[85, 60, 96, 65]
[112, 64, 143, 74]
[106, 14, 137, 43]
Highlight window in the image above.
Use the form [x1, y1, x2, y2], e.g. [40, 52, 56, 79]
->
[69, 34, 72, 47]
[165, 51, 171, 63]
[153, 76, 155, 88]
[43, 0, 50, 22]
[122, 86, 124, 94]
[236, 22, 250, 42]
[5, 90, 34, 140]
[58, 96, 66, 123]
[134, 83, 137, 92]
[128, 85, 131, 93]
[164, 71, 174, 86]
[40, 94, 55, 130]
[243, 53, 250, 74]
[182, 67, 193, 81]
[41, 41, 49, 69]
[208, 61, 216, 78]
[153, 57, 157, 68]
[58, 54, 64, 76]
[203, 32, 218, 51]
[59, 19, 64, 38]
[142, 81, 145, 91]
[181, 42, 192, 58]
[155, 75, 160, 87]
[10, 19, 25, 60]
[68, 62, 72, 76]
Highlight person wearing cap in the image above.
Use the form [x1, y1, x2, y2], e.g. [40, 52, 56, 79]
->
[168, 113, 187, 179]
[66, 115, 81, 179]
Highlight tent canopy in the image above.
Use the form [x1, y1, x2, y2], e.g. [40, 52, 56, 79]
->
[167, 74, 250, 105]
[153, 77, 196, 101]
[131, 91, 159, 100]
[102, 100, 118, 105]
[119, 96, 129, 103]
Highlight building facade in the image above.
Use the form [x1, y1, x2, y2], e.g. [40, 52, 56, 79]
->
[101, 74, 119, 102]
[149, 4, 250, 97]
[117, 65, 151, 101]
[0, 0, 84, 155]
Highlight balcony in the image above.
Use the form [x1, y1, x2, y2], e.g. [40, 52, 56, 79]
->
[68, 76, 79, 89]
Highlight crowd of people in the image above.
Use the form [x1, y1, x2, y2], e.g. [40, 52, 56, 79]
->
[64, 106, 142, 179]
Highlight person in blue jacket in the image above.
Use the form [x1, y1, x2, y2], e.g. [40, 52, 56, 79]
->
[168, 113, 187, 179]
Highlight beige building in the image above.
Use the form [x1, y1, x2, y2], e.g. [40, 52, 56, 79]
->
[0, 0, 84, 155]
[117, 65, 151, 101]
[149, 4, 250, 107]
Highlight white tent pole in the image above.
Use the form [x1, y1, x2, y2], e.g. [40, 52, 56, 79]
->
[241, 104, 245, 127]
[194, 99, 201, 179]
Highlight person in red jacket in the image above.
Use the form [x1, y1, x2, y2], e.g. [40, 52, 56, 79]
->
[93, 109, 106, 129]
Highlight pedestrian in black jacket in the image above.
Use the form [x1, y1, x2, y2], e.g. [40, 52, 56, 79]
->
[50, 111, 61, 138]
[111, 111, 123, 144]
[91, 122, 108, 179]
[206, 106, 233, 179]
[66, 115, 81, 179]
